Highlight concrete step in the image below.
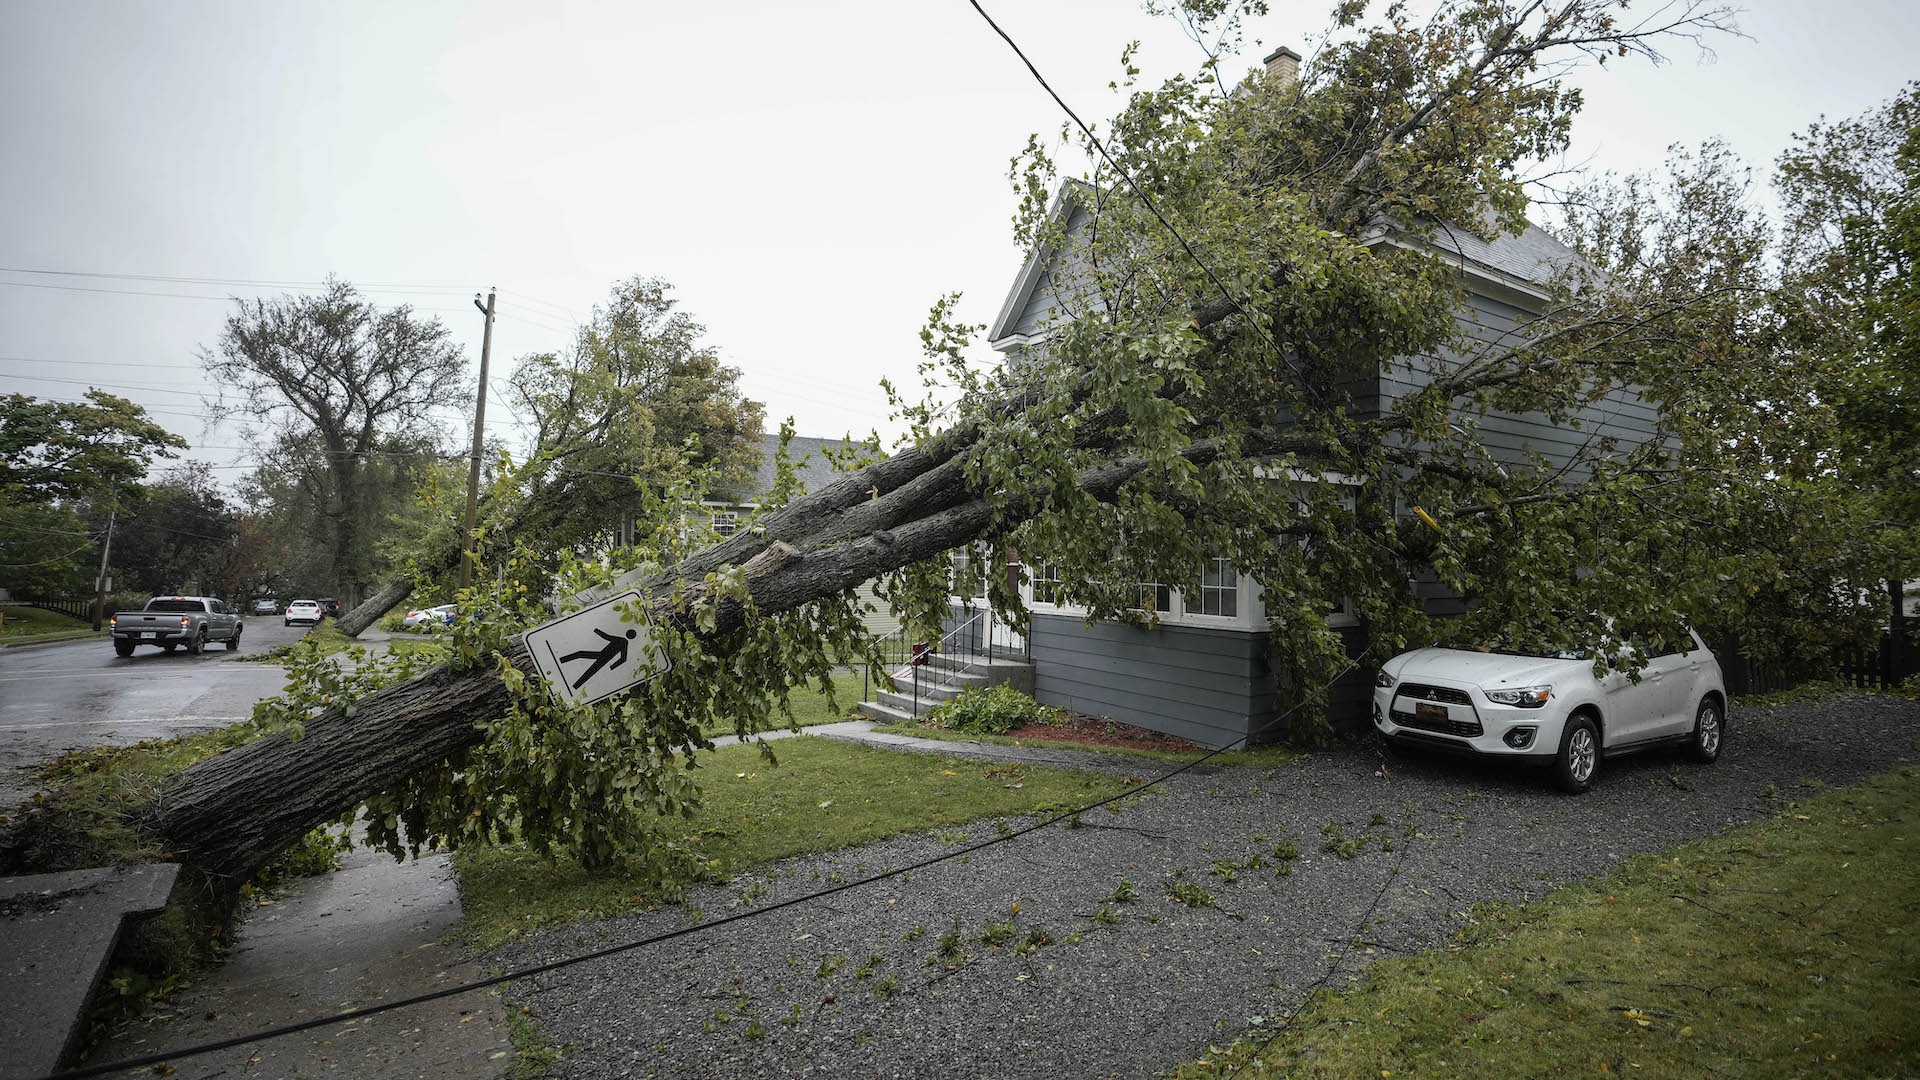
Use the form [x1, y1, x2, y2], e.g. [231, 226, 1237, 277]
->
[0, 863, 180, 1079]
[854, 699, 919, 724]
[920, 654, 1035, 695]
[876, 686, 970, 715]
[921, 652, 1031, 677]
[874, 667, 987, 696]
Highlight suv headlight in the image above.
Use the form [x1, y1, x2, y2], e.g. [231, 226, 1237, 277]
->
[1484, 685, 1551, 708]
[1374, 669, 1395, 689]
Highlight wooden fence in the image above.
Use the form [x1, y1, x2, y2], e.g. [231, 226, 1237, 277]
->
[1717, 615, 1919, 697]
[14, 594, 94, 622]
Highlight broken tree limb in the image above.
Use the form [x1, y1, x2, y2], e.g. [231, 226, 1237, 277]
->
[127, 434, 1221, 885]
[335, 577, 418, 637]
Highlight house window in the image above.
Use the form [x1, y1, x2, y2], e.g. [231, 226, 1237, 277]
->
[951, 548, 990, 600]
[1032, 563, 1065, 606]
[1138, 581, 1173, 613]
[1196, 558, 1238, 617]
[711, 511, 738, 537]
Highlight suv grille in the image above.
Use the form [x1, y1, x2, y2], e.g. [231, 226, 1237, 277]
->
[1395, 684, 1473, 705]
[1390, 683, 1482, 737]
[1391, 710, 1484, 738]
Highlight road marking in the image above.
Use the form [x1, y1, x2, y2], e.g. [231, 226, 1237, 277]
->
[0, 715, 250, 733]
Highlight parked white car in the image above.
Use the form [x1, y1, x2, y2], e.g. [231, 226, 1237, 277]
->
[284, 600, 323, 627]
[400, 604, 457, 630]
[1371, 629, 1726, 793]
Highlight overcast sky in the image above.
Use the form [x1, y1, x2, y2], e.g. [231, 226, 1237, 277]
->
[2, 0, 1914, 489]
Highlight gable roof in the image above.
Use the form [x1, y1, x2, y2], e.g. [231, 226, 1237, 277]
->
[724, 433, 854, 504]
[987, 186, 1580, 348]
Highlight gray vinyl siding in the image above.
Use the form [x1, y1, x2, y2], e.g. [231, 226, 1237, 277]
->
[1383, 291, 1660, 477]
[1009, 205, 1094, 340]
[1026, 613, 1276, 749]
[1011, 270, 1065, 339]
[1025, 615, 1375, 746]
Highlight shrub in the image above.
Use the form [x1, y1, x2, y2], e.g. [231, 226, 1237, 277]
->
[922, 684, 1064, 735]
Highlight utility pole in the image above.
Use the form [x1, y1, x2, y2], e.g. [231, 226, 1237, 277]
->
[92, 489, 117, 630]
[459, 288, 497, 590]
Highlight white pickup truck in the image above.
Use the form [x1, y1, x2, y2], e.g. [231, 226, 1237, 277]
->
[110, 596, 243, 656]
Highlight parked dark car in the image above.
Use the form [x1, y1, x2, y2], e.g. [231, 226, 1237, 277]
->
[318, 597, 344, 620]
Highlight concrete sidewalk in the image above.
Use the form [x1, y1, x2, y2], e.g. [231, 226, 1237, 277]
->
[60, 719, 1154, 1079]
[88, 844, 514, 1079]
[713, 718, 1161, 774]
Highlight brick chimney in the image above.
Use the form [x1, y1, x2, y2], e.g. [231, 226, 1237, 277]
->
[1263, 46, 1301, 89]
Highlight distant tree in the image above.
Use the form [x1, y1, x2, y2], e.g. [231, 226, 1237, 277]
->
[0, 391, 184, 596]
[0, 496, 95, 595]
[110, 462, 240, 596]
[1775, 82, 1920, 573]
[0, 391, 185, 503]
[240, 429, 446, 602]
[334, 276, 763, 633]
[505, 275, 765, 553]
[202, 279, 469, 605]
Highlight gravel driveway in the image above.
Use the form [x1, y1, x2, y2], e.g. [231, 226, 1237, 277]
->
[499, 694, 1920, 1079]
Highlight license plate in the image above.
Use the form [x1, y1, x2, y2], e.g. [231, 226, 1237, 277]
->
[142, 632, 156, 638]
[1414, 701, 1448, 721]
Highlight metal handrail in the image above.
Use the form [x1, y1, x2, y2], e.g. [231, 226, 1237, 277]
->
[861, 609, 990, 719]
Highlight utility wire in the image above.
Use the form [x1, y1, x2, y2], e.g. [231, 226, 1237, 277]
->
[45, 654, 1365, 1080]
[1229, 798, 1415, 1075]
[0, 520, 99, 539]
[0, 534, 97, 564]
[0, 267, 583, 317]
[6, 372, 212, 399]
[0, 354, 201, 371]
[964, 0, 1302, 380]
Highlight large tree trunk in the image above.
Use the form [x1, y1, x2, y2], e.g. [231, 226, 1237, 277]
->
[139, 647, 528, 879]
[336, 577, 415, 637]
[128, 434, 1214, 885]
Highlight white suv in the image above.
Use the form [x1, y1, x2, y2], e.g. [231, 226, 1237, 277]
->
[1371, 630, 1727, 793]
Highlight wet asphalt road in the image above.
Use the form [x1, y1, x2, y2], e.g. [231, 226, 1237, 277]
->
[0, 616, 308, 806]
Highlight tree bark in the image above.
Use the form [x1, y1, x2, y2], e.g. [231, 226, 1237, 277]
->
[126, 434, 1202, 885]
[336, 577, 416, 637]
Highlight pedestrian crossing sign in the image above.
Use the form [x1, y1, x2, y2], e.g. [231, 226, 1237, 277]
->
[524, 590, 671, 707]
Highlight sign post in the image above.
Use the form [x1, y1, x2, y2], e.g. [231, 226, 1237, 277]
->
[524, 591, 671, 707]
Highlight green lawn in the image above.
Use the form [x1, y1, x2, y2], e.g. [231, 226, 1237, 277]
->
[454, 737, 1129, 948]
[0, 603, 99, 641]
[701, 676, 866, 736]
[1174, 765, 1920, 1079]
[232, 622, 362, 662]
[385, 635, 449, 658]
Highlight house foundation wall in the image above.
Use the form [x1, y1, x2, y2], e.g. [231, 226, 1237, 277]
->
[1026, 614, 1373, 748]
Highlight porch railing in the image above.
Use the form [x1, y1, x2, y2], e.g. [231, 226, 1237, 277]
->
[861, 610, 994, 719]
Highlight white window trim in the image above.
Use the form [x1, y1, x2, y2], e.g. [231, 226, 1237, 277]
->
[1018, 563, 1359, 630]
[1019, 561, 1268, 631]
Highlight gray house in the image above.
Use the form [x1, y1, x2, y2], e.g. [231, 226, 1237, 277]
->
[974, 197, 1657, 749]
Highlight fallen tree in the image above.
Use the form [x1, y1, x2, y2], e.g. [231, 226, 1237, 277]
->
[12, 0, 1894, 895]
